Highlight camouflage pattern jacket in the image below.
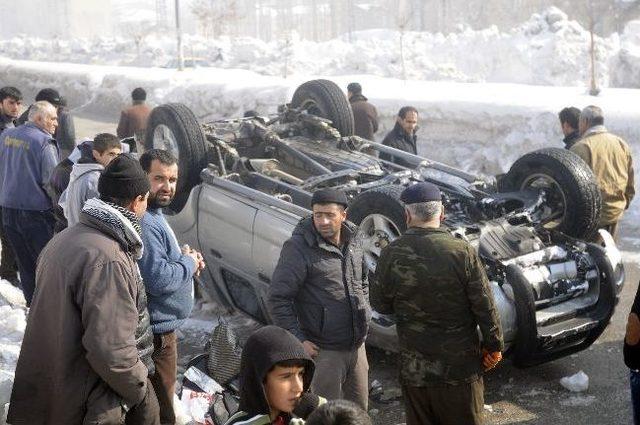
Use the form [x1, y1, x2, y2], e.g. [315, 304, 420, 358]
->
[372, 226, 504, 386]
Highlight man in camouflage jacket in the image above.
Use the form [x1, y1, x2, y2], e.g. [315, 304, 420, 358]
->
[372, 182, 504, 425]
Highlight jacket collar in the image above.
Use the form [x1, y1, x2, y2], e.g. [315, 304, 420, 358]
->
[562, 130, 580, 149]
[79, 198, 144, 259]
[349, 93, 368, 103]
[582, 125, 608, 138]
[295, 216, 357, 255]
[393, 122, 417, 141]
[24, 121, 53, 137]
[404, 226, 449, 236]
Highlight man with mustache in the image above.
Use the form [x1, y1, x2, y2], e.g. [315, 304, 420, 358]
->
[269, 189, 371, 411]
[138, 149, 205, 424]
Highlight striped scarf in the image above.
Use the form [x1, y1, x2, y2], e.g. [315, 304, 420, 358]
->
[82, 198, 144, 259]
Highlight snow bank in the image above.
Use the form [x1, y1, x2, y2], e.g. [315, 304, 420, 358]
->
[1, 55, 639, 225]
[0, 282, 26, 425]
[1, 7, 635, 88]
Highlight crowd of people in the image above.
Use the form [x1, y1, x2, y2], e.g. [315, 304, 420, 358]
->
[0, 80, 636, 425]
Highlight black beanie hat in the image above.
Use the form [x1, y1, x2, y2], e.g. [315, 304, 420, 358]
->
[311, 188, 348, 208]
[98, 154, 150, 200]
[35, 88, 62, 106]
[347, 82, 362, 94]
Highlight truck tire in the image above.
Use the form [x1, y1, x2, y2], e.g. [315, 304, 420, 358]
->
[291, 79, 355, 137]
[347, 185, 406, 274]
[505, 264, 538, 367]
[500, 148, 601, 240]
[144, 103, 207, 213]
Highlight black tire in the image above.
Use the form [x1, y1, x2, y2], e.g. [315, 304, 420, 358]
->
[291, 79, 355, 137]
[500, 148, 601, 240]
[347, 185, 407, 275]
[144, 103, 207, 213]
[505, 264, 538, 367]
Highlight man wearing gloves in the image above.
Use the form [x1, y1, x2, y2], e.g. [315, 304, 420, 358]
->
[372, 182, 503, 425]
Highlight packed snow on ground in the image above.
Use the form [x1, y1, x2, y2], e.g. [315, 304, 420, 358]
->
[0, 282, 26, 425]
[1, 7, 639, 88]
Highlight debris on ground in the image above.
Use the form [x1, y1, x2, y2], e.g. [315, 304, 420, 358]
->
[560, 371, 589, 393]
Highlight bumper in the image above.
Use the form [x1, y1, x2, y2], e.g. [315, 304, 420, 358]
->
[509, 238, 623, 367]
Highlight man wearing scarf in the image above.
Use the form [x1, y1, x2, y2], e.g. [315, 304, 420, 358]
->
[8, 154, 160, 425]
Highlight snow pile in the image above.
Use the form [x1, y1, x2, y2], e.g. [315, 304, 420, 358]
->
[0, 7, 630, 87]
[560, 370, 589, 392]
[0, 282, 26, 425]
[610, 20, 640, 88]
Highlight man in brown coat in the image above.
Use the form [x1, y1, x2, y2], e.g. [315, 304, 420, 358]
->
[8, 155, 159, 425]
[117, 87, 152, 141]
[347, 82, 378, 141]
[570, 105, 635, 240]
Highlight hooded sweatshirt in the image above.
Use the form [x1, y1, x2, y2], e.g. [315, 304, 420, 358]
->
[225, 326, 316, 425]
[59, 158, 103, 227]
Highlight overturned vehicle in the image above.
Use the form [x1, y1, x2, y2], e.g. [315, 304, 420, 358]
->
[146, 79, 624, 367]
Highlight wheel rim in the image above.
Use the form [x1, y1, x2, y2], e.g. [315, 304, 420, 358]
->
[152, 124, 180, 159]
[357, 214, 401, 273]
[520, 173, 567, 228]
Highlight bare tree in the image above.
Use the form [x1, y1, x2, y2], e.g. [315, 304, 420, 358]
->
[396, 0, 412, 80]
[120, 21, 157, 57]
[190, 0, 243, 38]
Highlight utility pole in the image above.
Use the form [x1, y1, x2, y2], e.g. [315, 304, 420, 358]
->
[175, 0, 184, 70]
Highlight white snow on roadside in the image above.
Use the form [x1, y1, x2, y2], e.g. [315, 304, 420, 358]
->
[0, 282, 26, 425]
[0, 7, 637, 88]
[1, 55, 639, 226]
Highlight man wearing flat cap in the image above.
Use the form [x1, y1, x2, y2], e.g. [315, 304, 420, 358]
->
[372, 182, 503, 425]
[269, 188, 371, 410]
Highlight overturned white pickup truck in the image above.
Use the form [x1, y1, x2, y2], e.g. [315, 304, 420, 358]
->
[146, 79, 624, 367]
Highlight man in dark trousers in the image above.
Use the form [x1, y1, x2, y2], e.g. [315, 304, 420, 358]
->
[380, 106, 419, 167]
[138, 149, 205, 424]
[373, 182, 504, 425]
[558, 106, 581, 149]
[347, 82, 378, 141]
[118, 87, 152, 141]
[8, 155, 159, 425]
[269, 189, 371, 410]
[0, 86, 23, 285]
[0, 101, 59, 305]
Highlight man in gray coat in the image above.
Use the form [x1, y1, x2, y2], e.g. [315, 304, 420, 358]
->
[8, 155, 159, 425]
[268, 188, 371, 410]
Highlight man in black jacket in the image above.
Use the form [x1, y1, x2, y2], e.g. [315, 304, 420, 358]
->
[380, 106, 419, 167]
[268, 188, 371, 410]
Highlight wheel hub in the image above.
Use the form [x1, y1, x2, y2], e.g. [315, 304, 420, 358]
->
[357, 214, 401, 273]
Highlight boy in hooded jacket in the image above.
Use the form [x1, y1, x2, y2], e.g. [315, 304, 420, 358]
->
[59, 133, 121, 227]
[225, 326, 324, 425]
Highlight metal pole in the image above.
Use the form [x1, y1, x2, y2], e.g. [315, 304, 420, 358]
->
[175, 0, 184, 70]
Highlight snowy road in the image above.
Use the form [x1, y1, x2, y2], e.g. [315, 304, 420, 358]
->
[74, 113, 640, 424]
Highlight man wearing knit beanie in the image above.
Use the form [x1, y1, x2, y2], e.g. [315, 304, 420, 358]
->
[8, 154, 161, 424]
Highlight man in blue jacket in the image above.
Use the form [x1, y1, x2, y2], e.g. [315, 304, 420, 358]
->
[138, 149, 205, 424]
[0, 101, 59, 305]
